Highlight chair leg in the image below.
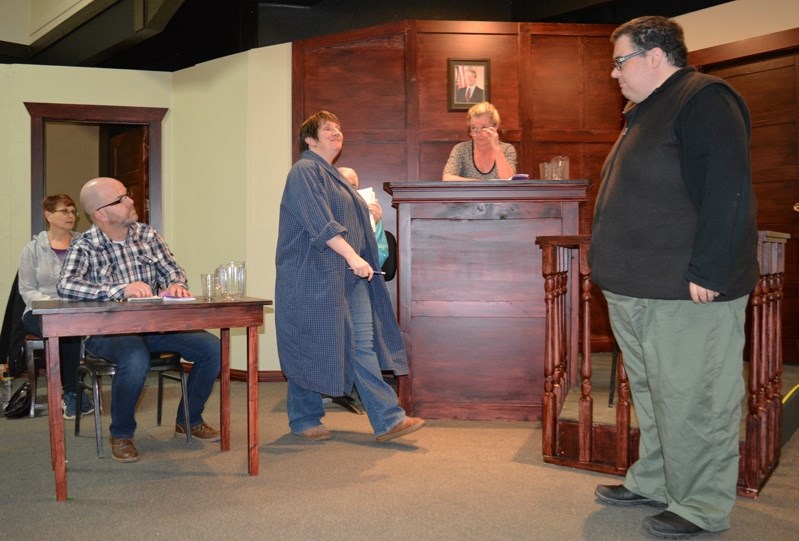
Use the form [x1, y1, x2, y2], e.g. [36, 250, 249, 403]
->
[75, 368, 85, 436]
[26, 347, 37, 418]
[178, 366, 192, 444]
[90, 372, 105, 458]
[157, 372, 165, 426]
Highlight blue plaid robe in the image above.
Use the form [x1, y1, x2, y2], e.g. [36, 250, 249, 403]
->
[275, 150, 408, 396]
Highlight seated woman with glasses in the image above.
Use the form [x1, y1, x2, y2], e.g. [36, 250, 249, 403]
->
[18, 193, 94, 419]
[442, 101, 517, 181]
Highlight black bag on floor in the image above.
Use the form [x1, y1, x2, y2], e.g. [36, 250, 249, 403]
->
[4, 381, 31, 418]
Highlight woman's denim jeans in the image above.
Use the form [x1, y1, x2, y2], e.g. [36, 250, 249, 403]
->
[287, 279, 405, 436]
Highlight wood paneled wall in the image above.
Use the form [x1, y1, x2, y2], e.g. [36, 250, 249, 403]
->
[292, 19, 622, 348]
[691, 29, 799, 362]
[292, 20, 620, 212]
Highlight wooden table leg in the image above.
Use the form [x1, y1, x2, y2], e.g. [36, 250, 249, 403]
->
[220, 328, 230, 452]
[247, 325, 259, 476]
[46, 338, 67, 502]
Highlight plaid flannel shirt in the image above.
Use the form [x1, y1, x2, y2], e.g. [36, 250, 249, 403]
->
[57, 222, 187, 301]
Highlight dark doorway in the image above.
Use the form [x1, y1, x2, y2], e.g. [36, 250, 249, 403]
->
[25, 103, 167, 234]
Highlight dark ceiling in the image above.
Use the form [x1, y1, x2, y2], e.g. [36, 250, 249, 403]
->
[0, 0, 731, 72]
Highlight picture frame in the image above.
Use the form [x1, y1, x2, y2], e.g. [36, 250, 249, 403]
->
[448, 59, 490, 111]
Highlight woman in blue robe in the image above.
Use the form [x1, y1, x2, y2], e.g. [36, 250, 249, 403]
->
[275, 111, 424, 443]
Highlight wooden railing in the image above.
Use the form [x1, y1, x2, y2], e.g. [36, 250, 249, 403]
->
[536, 231, 789, 498]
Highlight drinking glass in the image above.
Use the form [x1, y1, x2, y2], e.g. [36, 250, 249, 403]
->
[550, 156, 569, 180]
[215, 265, 230, 300]
[225, 262, 241, 300]
[200, 273, 214, 300]
[235, 261, 246, 298]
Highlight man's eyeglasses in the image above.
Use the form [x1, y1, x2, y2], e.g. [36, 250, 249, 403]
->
[612, 49, 649, 71]
[95, 188, 133, 212]
[52, 209, 78, 217]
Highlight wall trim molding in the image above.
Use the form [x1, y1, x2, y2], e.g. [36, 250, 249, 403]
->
[689, 27, 799, 67]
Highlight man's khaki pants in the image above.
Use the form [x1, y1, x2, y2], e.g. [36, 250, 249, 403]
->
[603, 291, 749, 532]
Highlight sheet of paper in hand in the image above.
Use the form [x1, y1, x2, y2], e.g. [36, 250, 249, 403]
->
[357, 187, 378, 232]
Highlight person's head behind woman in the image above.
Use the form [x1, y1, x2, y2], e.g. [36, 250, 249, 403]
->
[42, 193, 78, 230]
[466, 101, 500, 138]
[299, 110, 342, 153]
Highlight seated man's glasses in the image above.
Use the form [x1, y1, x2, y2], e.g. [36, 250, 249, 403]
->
[612, 49, 649, 71]
[95, 188, 133, 212]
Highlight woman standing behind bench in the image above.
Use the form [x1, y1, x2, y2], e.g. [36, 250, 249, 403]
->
[442, 101, 516, 181]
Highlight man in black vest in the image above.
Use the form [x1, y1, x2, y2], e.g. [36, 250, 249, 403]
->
[589, 16, 758, 539]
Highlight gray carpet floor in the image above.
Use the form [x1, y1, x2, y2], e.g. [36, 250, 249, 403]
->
[2, 376, 799, 540]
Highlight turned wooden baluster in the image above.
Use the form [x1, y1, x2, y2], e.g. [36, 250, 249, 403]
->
[577, 243, 593, 463]
[770, 269, 784, 465]
[541, 243, 559, 457]
[553, 246, 570, 410]
[615, 353, 632, 470]
[537, 236, 591, 461]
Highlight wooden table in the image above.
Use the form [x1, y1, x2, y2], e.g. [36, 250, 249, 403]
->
[32, 297, 271, 502]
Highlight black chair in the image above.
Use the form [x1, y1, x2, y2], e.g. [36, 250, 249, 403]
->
[75, 342, 192, 458]
[381, 230, 397, 281]
[323, 393, 365, 415]
[24, 333, 46, 417]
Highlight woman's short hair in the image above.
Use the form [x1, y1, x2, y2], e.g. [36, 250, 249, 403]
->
[466, 102, 500, 133]
[42, 193, 77, 228]
[611, 16, 688, 68]
[43, 193, 76, 213]
[299, 110, 341, 153]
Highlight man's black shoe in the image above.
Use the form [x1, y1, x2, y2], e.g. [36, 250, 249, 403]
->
[595, 484, 666, 507]
[643, 511, 706, 539]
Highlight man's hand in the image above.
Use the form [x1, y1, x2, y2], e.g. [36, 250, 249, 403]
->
[689, 282, 719, 304]
[161, 284, 192, 298]
[124, 281, 155, 298]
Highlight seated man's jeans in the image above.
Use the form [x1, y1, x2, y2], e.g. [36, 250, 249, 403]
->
[85, 331, 220, 438]
[287, 279, 405, 436]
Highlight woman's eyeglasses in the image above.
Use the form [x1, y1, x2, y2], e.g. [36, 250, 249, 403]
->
[52, 209, 78, 217]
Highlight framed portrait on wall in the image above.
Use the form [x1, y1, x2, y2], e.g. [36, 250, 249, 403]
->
[448, 59, 490, 111]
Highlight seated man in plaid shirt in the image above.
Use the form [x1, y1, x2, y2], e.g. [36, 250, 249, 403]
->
[58, 177, 220, 463]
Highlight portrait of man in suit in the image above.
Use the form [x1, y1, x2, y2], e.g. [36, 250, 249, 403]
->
[449, 60, 490, 111]
[455, 67, 485, 103]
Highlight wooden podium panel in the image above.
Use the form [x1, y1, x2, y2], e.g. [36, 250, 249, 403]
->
[385, 180, 588, 421]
